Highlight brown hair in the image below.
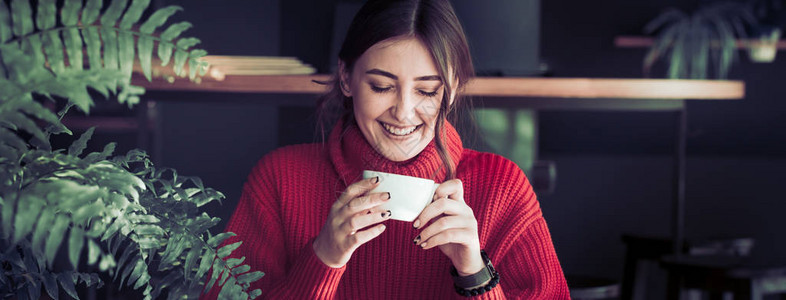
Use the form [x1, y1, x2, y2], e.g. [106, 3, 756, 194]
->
[317, 0, 474, 179]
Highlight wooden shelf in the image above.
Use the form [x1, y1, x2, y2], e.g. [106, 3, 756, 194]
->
[133, 74, 744, 100]
[615, 35, 786, 49]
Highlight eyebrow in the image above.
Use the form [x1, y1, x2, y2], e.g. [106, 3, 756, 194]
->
[365, 68, 442, 81]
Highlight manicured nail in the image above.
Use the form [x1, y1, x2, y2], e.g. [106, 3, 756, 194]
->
[420, 242, 427, 248]
[384, 192, 391, 200]
[413, 235, 420, 244]
[372, 176, 379, 183]
[382, 210, 391, 218]
[413, 220, 421, 228]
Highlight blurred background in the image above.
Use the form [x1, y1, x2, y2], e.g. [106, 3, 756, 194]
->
[68, 0, 786, 298]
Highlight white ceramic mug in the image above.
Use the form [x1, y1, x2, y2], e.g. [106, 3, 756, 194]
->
[362, 170, 439, 222]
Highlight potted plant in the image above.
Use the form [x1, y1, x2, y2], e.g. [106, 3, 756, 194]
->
[0, 0, 262, 299]
[643, 1, 757, 79]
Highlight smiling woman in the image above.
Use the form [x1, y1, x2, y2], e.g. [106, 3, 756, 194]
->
[202, 0, 570, 299]
[340, 36, 445, 162]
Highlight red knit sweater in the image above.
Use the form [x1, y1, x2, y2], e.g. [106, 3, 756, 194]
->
[204, 120, 569, 299]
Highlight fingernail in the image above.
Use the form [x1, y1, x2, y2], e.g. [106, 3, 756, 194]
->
[413, 220, 421, 228]
[381, 210, 391, 218]
[372, 176, 379, 183]
[384, 192, 391, 200]
[420, 242, 427, 248]
[413, 235, 420, 244]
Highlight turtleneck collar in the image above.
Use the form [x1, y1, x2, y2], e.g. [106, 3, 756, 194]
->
[328, 118, 464, 186]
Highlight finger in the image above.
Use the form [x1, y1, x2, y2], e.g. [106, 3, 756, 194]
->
[418, 228, 473, 250]
[343, 192, 390, 215]
[335, 177, 380, 208]
[433, 179, 464, 203]
[345, 223, 387, 250]
[414, 215, 472, 246]
[413, 197, 472, 229]
[341, 208, 392, 234]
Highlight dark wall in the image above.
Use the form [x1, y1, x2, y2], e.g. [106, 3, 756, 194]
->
[143, 2, 786, 299]
[537, 0, 786, 296]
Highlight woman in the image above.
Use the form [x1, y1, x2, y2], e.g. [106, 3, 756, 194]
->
[207, 0, 569, 298]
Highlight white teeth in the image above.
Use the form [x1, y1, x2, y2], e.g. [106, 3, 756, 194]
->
[382, 123, 418, 136]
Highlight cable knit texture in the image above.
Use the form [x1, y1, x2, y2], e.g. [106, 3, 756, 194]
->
[202, 120, 570, 299]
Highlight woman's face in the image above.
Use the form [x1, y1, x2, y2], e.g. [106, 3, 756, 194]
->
[342, 36, 447, 162]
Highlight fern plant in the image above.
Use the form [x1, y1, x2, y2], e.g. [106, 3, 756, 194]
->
[643, 1, 757, 79]
[0, 0, 262, 299]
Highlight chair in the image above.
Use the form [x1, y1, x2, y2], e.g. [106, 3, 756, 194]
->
[621, 234, 756, 300]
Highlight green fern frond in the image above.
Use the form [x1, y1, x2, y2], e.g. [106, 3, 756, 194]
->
[0, 1, 263, 298]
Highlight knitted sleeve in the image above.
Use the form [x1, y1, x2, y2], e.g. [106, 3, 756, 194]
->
[453, 153, 570, 299]
[201, 151, 345, 299]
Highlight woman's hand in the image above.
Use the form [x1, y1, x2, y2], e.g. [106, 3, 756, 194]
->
[313, 177, 392, 268]
[413, 179, 484, 276]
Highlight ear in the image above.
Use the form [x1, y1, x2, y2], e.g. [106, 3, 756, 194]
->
[338, 60, 352, 97]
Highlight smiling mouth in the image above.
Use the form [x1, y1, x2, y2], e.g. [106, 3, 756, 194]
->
[380, 121, 423, 136]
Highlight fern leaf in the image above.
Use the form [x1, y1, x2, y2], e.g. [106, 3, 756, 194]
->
[73, 201, 105, 225]
[69, 127, 94, 156]
[101, 27, 119, 70]
[0, 127, 26, 151]
[119, 31, 134, 78]
[217, 241, 242, 259]
[82, 27, 101, 70]
[159, 234, 186, 269]
[42, 271, 58, 300]
[6, 110, 47, 145]
[100, 0, 128, 27]
[207, 232, 236, 248]
[158, 22, 191, 66]
[63, 28, 84, 70]
[195, 249, 214, 281]
[69, 226, 85, 269]
[188, 49, 207, 80]
[0, 1, 11, 43]
[31, 207, 55, 256]
[138, 36, 153, 81]
[133, 272, 150, 290]
[83, 142, 116, 164]
[119, 0, 151, 30]
[173, 38, 200, 76]
[183, 246, 201, 280]
[42, 31, 66, 73]
[140, 5, 181, 34]
[13, 194, 43, 245]
[81, 0, 102, 25]
[1, 190, 16, 239]
[36, 0, 56, 30]
[61, 0, 82, 26]
[87, 238, 100, 265]
[237, 271, 264, 286]
[57, 272, 80, 300]
[23, 35, 46, 73]
[45, 214, 69, 268]
[230, 264, 250, 276]
[205, 258, 222, 292]
[161, 21, 192, 41]
[175, 37, 200, 50]
[10, 0, 33, 36]
[127, 259, 146, 288]
[217, 277, 238, 300]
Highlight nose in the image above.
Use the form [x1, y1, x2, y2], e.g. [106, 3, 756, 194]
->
[391, 90, 418, 123]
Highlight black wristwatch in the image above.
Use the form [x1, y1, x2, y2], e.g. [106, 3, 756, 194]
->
[450, 250, 500, 297]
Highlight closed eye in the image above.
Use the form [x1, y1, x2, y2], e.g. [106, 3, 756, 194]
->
[370, 85, 393, 93]
[418, 90, 439, 97]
